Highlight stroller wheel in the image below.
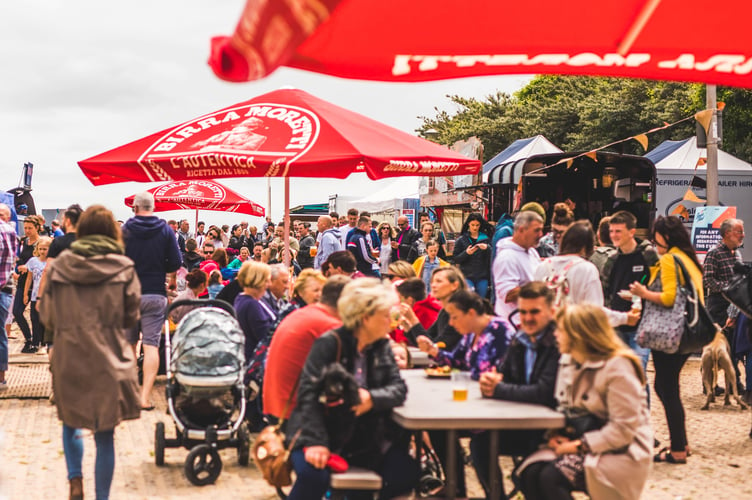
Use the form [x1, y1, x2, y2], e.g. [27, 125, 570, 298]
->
[155, 422, 166, 466]
[184, 444, 222, 486]
[237, 422, 250, 466]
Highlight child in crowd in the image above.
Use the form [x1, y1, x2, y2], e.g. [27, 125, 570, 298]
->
[390, 340, 412, 369]
[207, 270, 225, 299]
[24, 236, 52, 353]
[412, 240, 449, 293]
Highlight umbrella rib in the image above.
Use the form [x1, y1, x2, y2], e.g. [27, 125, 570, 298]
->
[617, 0, 663, 55]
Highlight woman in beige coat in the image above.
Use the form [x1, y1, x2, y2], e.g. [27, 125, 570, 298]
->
[39, 205, 141, 500]
[518, 303, 652, 500]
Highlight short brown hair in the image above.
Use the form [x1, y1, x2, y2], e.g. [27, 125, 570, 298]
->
[609, 210, 637, 230]
[519, 281, 555, 305]
[77, 205, 122, 244]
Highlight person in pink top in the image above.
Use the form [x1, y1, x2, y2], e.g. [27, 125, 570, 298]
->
[263, 276, 349, 421]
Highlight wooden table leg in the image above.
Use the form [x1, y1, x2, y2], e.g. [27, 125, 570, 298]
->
[489, 430, 501, 500]
[445, 429, 457, 499]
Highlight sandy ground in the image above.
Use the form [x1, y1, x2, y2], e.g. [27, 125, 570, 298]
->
[1, 326, 751, 499]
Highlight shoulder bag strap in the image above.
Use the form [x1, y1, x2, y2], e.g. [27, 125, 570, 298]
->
[672, 255, 700, 327]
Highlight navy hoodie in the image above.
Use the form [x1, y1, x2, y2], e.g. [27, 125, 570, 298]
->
[122, 215, 182, 296]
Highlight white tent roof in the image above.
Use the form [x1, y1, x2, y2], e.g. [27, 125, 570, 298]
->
[646, 137, 752, 174]
[483, 135, 562, 182]
[339, 177, 420, 213]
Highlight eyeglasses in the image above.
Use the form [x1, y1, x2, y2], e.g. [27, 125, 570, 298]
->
[651, 239, 668, 249]
[397, 222, 407, 227]
[518, 308, 542, 315]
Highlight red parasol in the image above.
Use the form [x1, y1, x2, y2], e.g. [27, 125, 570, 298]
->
[79, 88, 480, 264]
[124, 179, 265, 217]
[78, 88, 478, 186]
[209, 0, 752, 88]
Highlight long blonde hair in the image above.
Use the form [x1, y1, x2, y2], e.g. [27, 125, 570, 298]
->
[556, 304, 646, 385]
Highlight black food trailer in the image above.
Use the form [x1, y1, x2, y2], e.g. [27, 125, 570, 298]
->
[486, 151, 657, 238]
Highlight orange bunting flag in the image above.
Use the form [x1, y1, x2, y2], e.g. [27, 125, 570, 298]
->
[671, 204, 690, 221]
[566, 159, 574, 169]
[694, 109, 713, 135]
[717, 101, 726, 111]
[585, 151, 598, 162]
[633, 134, 649, 151]
[682, 188, 705, 203]
[696, 157, 707, 167]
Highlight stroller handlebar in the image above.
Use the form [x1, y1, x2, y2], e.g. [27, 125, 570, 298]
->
[167, 299, 236, 318]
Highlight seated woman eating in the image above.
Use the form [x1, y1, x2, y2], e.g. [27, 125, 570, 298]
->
[518, 303, 652, 500]
[416, 289, 512, 380]
[285, 278, 418, 500]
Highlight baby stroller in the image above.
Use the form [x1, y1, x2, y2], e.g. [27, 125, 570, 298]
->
[154, 299, 250, 486]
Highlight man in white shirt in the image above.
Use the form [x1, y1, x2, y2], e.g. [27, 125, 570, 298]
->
[492, 211, 544, 321]
[339, 208, 359, 248]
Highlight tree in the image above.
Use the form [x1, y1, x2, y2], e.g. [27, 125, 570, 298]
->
[417, 76, 748, 163]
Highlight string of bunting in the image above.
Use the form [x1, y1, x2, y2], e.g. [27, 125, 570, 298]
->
[529, 107, 719, 173]
[513, 106, 722, 213]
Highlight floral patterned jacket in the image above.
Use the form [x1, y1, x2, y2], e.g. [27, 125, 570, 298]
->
[432, 317, 512, 380]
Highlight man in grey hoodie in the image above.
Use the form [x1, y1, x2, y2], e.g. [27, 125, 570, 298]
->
[314, 215, 341, 270]
[122, 192, 182, 410]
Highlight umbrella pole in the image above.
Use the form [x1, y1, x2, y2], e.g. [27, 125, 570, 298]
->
[284, 177, 291, 267]
[194, 208, 199, 239]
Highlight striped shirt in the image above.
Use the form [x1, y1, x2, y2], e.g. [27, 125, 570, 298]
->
[0, 220, 19, 289]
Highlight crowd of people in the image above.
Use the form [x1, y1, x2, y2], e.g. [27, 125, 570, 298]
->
[0, 191, 748, 500]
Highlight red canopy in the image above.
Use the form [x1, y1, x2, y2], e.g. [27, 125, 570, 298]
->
[209, 0, 752, 88]
[124, 180, 265, 217]
[78, 88, 479, 186]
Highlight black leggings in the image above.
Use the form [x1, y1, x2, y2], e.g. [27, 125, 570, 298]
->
[12, 275, 31, 342]
[519, 461, 573, 500]
[30, 301, 44, 347]
[652, 349, 690, 452]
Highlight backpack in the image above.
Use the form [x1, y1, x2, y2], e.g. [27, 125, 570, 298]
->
[541, 258, 578, 310]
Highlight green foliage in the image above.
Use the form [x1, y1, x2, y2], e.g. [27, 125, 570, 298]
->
[417, 76, 752, 164]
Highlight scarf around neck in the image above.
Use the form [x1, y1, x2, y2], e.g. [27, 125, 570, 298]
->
[70, 235, 124, 257]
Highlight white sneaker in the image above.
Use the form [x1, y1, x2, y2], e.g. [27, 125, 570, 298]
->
[36, 346, 47, 355]
[0, 381, 8, 391]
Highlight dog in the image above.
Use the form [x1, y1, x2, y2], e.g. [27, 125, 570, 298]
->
[316, 362, 361, 452]
[701, 331, 749, 410]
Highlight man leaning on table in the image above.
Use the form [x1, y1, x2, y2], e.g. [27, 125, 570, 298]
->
[471, 281, 561, 499]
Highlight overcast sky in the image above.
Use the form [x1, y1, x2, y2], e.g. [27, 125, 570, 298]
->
[1, 1, 530, 227]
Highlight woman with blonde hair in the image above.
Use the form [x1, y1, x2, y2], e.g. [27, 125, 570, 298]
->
[290, 269, 326, 308]
[386, 260, 417, 281]
[285, 278, 417, 500]
[519, 303, 652, 500]
[234, 261, 275, 361]
[399, 266, 467, 351]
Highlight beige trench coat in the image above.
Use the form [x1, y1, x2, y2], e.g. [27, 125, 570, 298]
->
[39, 250, 142, 431]
[523, 355, 653, 500]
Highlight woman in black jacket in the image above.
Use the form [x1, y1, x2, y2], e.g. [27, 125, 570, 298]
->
[451, 213, 494, 299]
[285, 278, 417, 500]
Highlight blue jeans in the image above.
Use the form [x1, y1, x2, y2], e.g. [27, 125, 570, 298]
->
[288, 445, 417, 500]
[0, 291, 11, 371]
[466, 279, 489, 299]
[620, 329, 651, 407]
[62, 424, 115, 500]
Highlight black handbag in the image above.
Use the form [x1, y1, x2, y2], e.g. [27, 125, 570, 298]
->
[561, 411, 606, 440]
[673, 256, 717, 354]
[722, 263, 752, 319]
